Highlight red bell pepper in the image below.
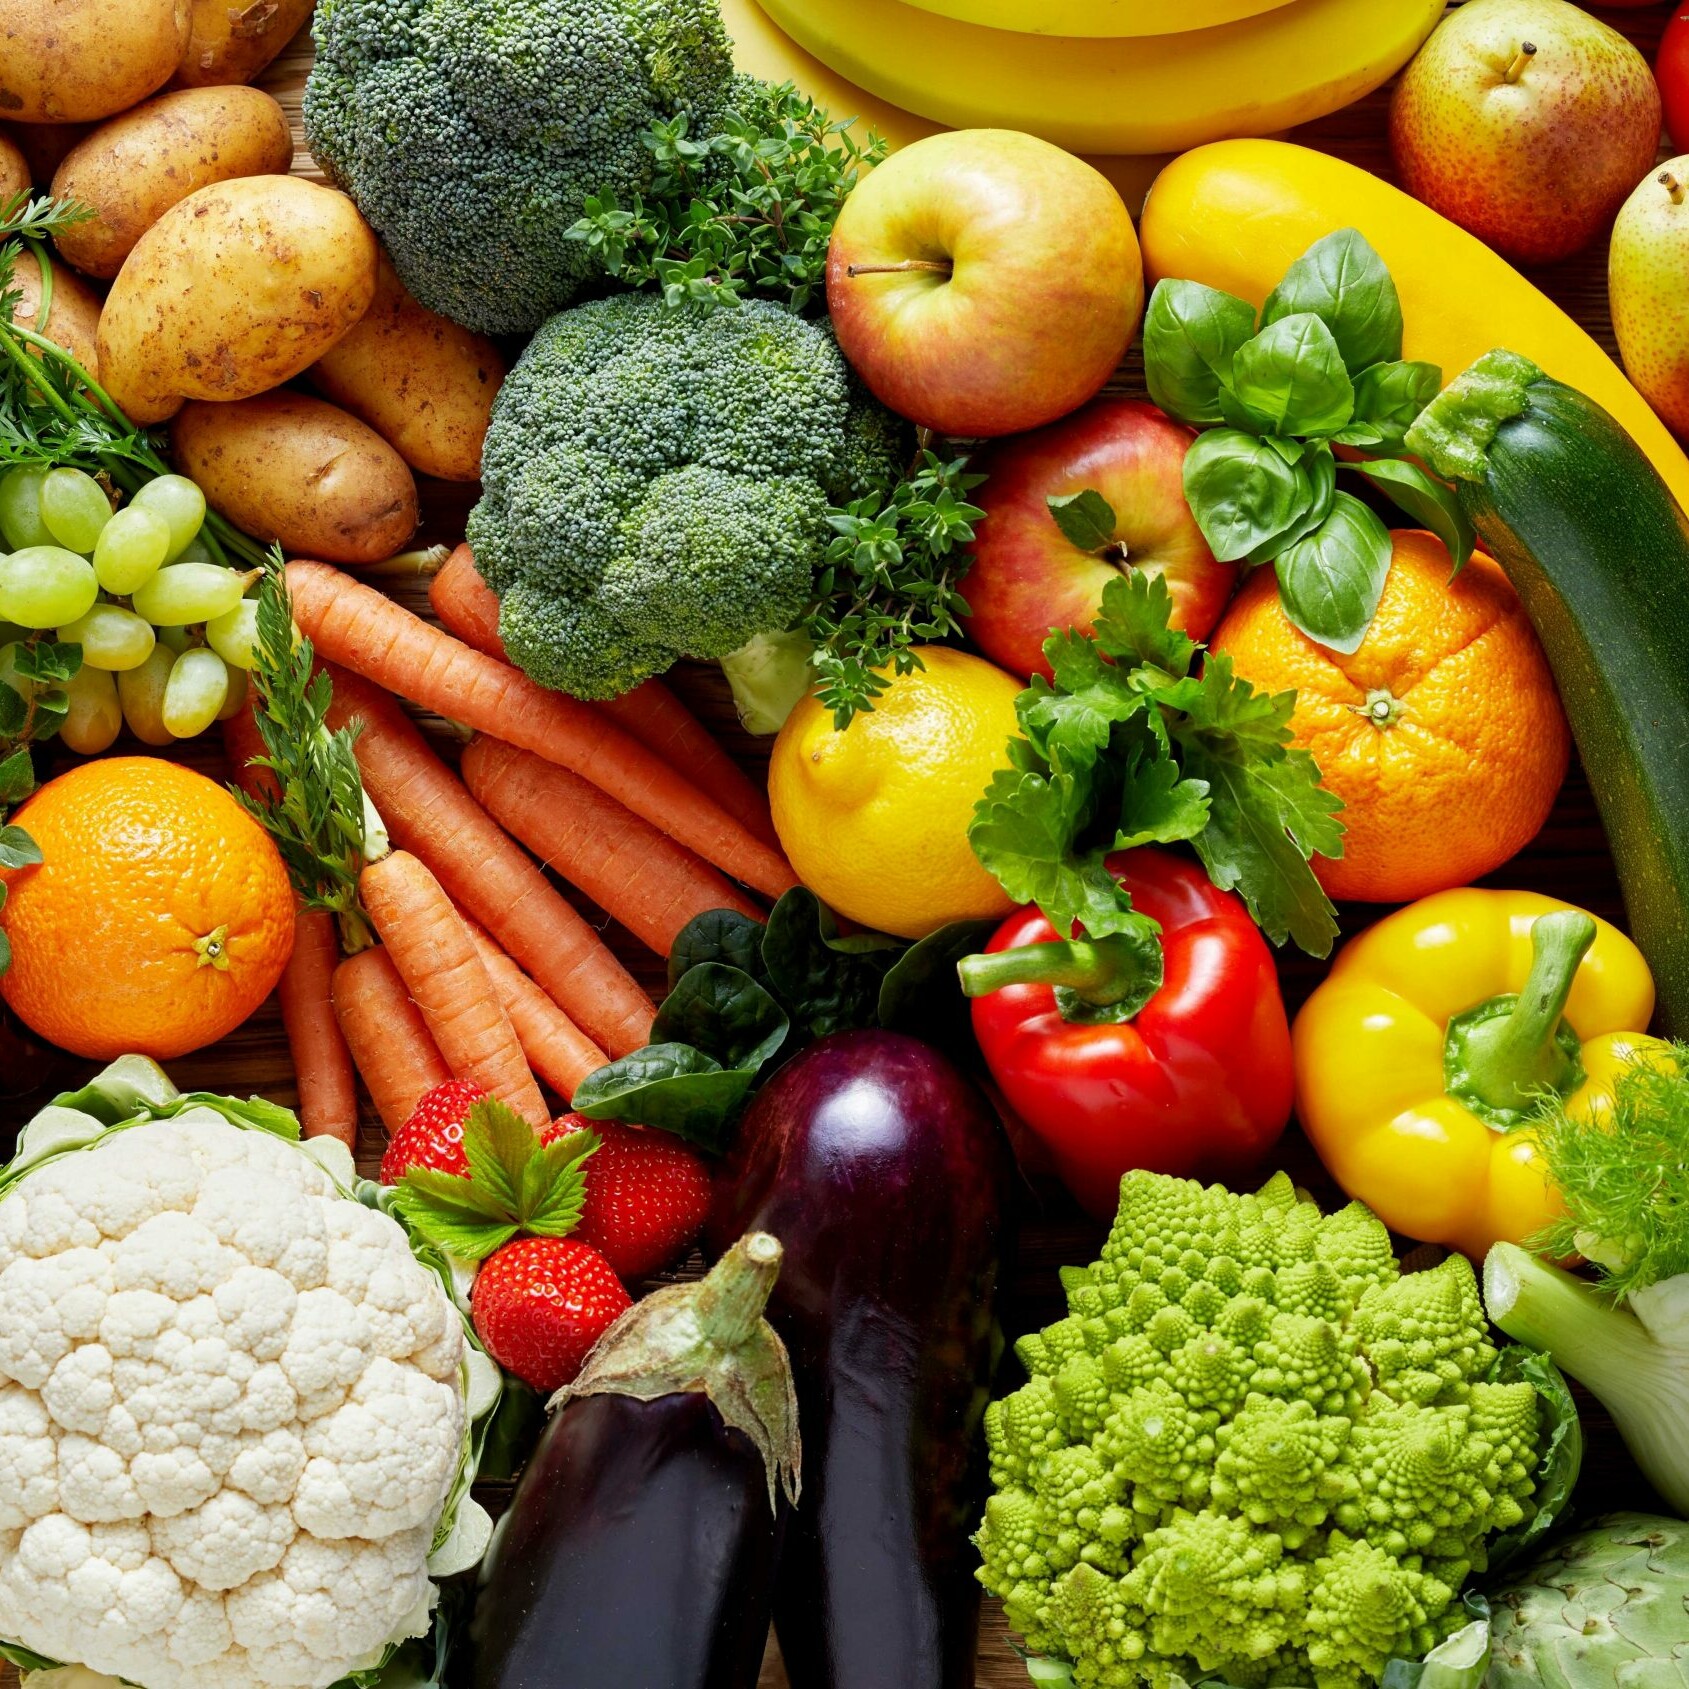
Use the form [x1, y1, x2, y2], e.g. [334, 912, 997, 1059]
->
[958, 848, 1292, 1218]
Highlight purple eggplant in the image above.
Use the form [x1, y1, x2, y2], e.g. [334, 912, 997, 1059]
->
[463, 1233, 800, 1689]
[706, 1030, 1014, 1689]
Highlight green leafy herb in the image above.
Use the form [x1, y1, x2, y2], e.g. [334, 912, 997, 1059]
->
[970, 572, 1344, 964]
[229, 553, 387, 951]
[564, 83, 885, 315]
[1047, 489, 1119, 553]
[1143, 229, 1469, 652]
[804, 449, 983, 730]
[392, 1098, 598, 1262]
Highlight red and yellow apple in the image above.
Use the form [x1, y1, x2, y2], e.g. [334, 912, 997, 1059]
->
[825, 129, 1143, 438]
[964, 397, 1234, 680]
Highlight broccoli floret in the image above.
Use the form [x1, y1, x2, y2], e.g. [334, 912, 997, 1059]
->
[303, 0, 737, 333]
[976, 1171, 1553, 1689]
[466, 292, 905, 704]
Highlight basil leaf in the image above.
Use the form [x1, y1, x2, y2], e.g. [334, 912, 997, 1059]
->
[0, 825, 42, 870]
[1183, 429, 1315, 563]
[651, 963, 789, 1071]
[0, 747, 34, 807]
[762, 887, 899, 1038]
[1245, 446, 1336, 565]
[1141, 278, 1258, 426]
[570, 1044, 760, 1153]
[1350, 359, 1442, 452]
[667, 907, 767, 989]
[1351, 457, 1475, 570]
[1229, 312, 1354, 437]
[1047, 489, 1117, 552]
[1273, 490, 1393, 654]
[1260, 228, 1404, 374]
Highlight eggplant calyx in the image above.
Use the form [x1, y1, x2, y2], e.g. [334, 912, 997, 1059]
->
[549, 1230, 801, 1512]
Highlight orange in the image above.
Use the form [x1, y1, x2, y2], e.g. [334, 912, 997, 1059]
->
[1210, 529, 1569, 903]
[769, 646, 1021, 939]
[0, 758, 294, 1060]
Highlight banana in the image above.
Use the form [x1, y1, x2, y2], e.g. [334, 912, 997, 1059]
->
[721, 0, 1166, 207]
[750, 0, 1445, 156]
[897, 0, 1298, 40]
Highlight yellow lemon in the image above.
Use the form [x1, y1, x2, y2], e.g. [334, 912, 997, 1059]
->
[769, 647, 1022, 939]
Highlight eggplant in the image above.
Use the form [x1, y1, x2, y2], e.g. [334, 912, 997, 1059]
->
[463, 1232, 800, 1689]
[706, 1029, 1014, 1689]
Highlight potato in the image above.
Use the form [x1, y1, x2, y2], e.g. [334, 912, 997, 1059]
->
[0, 0, 189, 123]
[174, 0, 313, 89]
[172, 394, 420, 565]
[51, 88, 293, 278]
[97, 175, 378, 425]
[8, 248, 102, 377]
[308, 254, 505, 483]
[0, 126, 26, 200]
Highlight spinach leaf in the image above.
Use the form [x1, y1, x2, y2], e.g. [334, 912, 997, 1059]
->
[878, 917, 1000, 1053]
[1260, 228, 1404, 374]
[1227, 313, 1355, 437]
[1183, 430, 1317, 563]
[1349, 359, 1442, 452]
[1351, 456, 1474, 571]
[667, 907, 768, 988]
[1141, 278, 1258, 426]
[652, 962, 789, 1070]
[570, 1043, 766, 1153]
[1273, 490, 1393, 654]
[762, 887, 900, 1037]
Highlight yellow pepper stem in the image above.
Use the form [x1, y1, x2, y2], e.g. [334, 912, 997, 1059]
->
[957, 932, 1164, 1024]
[1445, 911, 1597, 1127]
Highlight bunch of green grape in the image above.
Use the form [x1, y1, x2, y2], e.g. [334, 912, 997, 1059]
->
[0, 464, 263, 754]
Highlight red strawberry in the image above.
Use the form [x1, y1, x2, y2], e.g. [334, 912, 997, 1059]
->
[544, 1115, 713, 1279]
[380, 1080, 487, 1185]
[470, 1235, 632, 1394]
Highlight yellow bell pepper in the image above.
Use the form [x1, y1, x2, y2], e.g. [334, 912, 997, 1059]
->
[1293, 888, 1658, 1262]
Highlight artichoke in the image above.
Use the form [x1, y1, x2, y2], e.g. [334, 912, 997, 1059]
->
[1486, 1513, 1689, 1686]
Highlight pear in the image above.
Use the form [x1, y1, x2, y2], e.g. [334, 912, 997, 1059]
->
[1390, 0, 1660, 264]
[1611, 160, 1689, 439]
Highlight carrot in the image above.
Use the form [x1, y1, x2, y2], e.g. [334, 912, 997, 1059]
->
[330, 947, 452, 1134]
[359, 849, 549, 1125]
[323, 666, 656, 1056]
[431, 543, 780, 848]
[460, 733, 763, 957]
[221, 699, 277, 802]
[287, 559, 797, 901]
[460, 915, 607, 1101]
[278, 909, 360, 1147]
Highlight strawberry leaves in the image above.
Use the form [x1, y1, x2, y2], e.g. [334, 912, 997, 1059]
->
[392, 1098, 597, 1262]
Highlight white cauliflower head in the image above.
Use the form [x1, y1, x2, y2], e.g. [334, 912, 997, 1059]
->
[0, 1110, 468, 1689]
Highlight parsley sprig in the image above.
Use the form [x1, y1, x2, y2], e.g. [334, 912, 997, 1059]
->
[969, 572, 1345, 976]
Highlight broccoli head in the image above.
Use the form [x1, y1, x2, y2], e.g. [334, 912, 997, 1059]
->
[304, 0, 737, 333]
[466, 291, 906, 700]
[976, 1171, 1561, 1689]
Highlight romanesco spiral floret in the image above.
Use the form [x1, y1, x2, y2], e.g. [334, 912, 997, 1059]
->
[976, 1172, 1553, 1689]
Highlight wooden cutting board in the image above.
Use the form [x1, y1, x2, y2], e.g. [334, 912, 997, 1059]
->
[0, 7, 1674, 1686]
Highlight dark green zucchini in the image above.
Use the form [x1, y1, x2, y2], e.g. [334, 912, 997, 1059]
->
[1408, 350, 1689, 1037]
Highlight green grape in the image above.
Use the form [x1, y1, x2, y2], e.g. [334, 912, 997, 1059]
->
[117, 645, 177, 746]
[216, 664, 250, 722]
[57, 603, 156, 671]
[131, 563, 249, 627]
[93, 505, 171, 596]
[0, 467, 52, 551]
[155, 624, 194, 655]
[174, 537, 215, 565]
[131, 475, 207, 562]
[206, 599, 261, 670]
[59, 665, 121, 756]
[162, 646, 228, 738]
[39, 467, 113, 555]
[0, 547, 99, 629]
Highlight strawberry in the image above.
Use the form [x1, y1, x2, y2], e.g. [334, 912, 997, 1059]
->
[545, 1115, 713, 1279]
[470, 1235, 632, 1394]
[379, 1080, 487, 1185]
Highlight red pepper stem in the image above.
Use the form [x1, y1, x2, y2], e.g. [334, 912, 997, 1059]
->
[958, 937, 1146, 1008]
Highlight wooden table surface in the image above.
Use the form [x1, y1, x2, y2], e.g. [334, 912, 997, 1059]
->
[0, 6, 1677, 1686]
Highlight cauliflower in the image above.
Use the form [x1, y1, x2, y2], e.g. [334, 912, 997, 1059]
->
[977, 1171, 1565, 1689]
[0, 1083, 485, 1689]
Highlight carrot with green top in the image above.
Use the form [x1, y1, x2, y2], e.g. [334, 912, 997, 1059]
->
[330, 946, 452, 1134]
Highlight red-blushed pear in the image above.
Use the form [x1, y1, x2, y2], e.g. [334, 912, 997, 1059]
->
[964, 397, 1234, 681]
[825, 129, 1142, 437]
[1611, 158, 1689, 440]
[1390, 0, 1660, 265]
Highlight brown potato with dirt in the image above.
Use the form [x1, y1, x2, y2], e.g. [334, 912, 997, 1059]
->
[172, 393, 420, 565]
[0, 0, 190, 123]
[51, 87, 293, 278]
[308, 253, 506, 483]
[8, 248, 102, 375]
[96, 175, 378, 425]
[174, 0, 314, 89]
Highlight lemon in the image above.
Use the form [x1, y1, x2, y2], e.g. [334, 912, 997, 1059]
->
[769, 647, 1022, 939]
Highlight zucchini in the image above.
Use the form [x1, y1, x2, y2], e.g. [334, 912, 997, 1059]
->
[1408, 350, 1689, 1037]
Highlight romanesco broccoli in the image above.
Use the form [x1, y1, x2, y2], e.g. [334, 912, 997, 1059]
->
[977, 1170, 1556, 1689]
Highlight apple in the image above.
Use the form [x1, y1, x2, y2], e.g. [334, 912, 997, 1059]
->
[1390, 0, 1660, 264]
[964, 396, 1234, 680]
[825, 129, 1142, 438]
[1611, 157, 1689, 437]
